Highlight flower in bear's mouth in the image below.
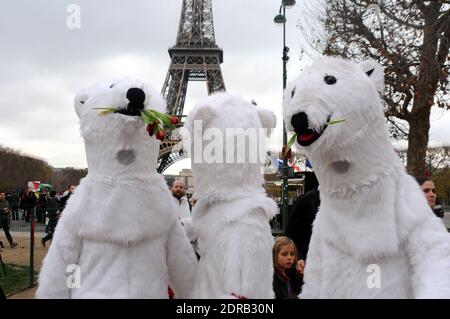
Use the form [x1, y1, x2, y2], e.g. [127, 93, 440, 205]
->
[91, 87, 181, 142]
[93, 107, 179, 142]
[286, 114, 345, 150]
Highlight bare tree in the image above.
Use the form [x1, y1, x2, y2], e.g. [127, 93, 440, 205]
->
[425, 146, 450, 175]
[51, 167, 87, 191]
[298, 0, 450, 177]
[0, 145, 49, 190]
[0, 145, 87, 191]
[396, 145, 450, 175]
[434, 166, 450, 204]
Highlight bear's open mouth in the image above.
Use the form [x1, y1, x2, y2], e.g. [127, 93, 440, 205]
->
[292, 113, 331, 147]
[296, 129, 325, 146]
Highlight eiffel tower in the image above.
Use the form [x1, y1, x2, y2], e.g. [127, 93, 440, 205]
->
[157, 0, 226, 173]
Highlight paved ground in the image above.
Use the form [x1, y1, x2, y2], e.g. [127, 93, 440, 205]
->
[1, 219, 49, 299]
[1, 219, 48, 268]
[7, 285, 37, 299]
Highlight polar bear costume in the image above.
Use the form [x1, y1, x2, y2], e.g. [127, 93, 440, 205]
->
[183, 92, 278, 298]
[36, 78, 197, 298]
[283, 57, 450, 299]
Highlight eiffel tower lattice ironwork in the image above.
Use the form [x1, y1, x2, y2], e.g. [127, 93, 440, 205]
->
[157, 0, 226, 173]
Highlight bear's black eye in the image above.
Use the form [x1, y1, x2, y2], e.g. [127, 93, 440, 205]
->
[80, 101, 85, 104]
[291, 87, 296, 98]
[110, 84, 115, 88]
[324, 75, 337, 85]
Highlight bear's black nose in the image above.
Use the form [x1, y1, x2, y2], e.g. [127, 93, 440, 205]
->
[126, 87, 146, 110]
[291, 112, 309, 134]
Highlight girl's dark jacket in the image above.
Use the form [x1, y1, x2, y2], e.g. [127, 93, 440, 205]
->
[273, 267, 303, 299]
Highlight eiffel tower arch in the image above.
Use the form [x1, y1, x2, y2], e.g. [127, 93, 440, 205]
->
[157, 0, 226, 173]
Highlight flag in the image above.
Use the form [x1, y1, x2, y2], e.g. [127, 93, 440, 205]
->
[276, 159, 283, 170]
[305, 158, 313, 169]
[290, 163, 301, 172]
[28, 181, 40, 192]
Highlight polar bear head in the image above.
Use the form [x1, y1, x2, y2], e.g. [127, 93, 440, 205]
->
[183, 92, 276, 198]
[284, 57, 385, 153]
[283, 57, 401, 195]
[74, 77, 166, 176]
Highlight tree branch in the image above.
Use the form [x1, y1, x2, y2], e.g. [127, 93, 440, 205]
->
[378, 4, 424, 30]
[436, 18, 450, 70]
[413, 0, 428, 14]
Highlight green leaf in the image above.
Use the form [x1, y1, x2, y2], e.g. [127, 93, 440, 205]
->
[140, 110, 158, 124]
[92, 107, 119, 115]
[327, 117, 346, 125]
[144, 109, 175, 129]
[149, 109, 170, 118]
[287, 133, 297, 151]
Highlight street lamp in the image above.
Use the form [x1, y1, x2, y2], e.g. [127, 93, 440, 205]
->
[274, 0, 295, 232]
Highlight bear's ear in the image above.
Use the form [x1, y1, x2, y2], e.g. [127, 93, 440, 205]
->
[358, 59, 384, 93]
[257, 108, 276, 131]
[74, 91, 89, 118]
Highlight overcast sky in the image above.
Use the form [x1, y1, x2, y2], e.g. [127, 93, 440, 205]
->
[0, 0, 448, 175]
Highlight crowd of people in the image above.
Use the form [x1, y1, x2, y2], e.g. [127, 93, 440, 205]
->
[0, 185, 76, 249]
[1, 184, 77, 298]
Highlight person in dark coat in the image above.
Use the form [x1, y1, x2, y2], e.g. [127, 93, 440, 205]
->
[7, 191, 20, 220]
[285, 172, 320, 261]
[59, 185, 76, 212]
[36, 188, 49, 224]
[20, 188, 36, 222]
[0, 192, 18, 248]
[41, 191, 60, 248]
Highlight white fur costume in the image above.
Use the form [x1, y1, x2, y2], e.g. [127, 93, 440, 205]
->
[183, 93, 278, 298]
[283, 57, 450, 299]
[36, 78, 197, 298]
